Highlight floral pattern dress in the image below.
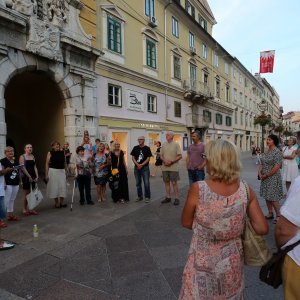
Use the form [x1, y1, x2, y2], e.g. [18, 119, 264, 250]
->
[179, 181, 247, 300]
[260, 147, 283, 201]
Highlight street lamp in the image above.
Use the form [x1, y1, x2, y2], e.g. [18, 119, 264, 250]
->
[255, 100, 270, 153]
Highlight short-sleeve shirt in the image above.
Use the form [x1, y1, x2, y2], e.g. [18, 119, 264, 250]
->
[130, 145, 152, 167]
[0, 158, 20, 185]
[280, 175, 300, 265]
[94, 154, 109, 178]
[187, 143, 205, 170]
[160, 141, 182, 172]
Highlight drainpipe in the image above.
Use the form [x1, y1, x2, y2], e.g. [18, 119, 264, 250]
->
[164, 1, 172, 121]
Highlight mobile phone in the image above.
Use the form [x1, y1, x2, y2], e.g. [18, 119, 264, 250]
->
[13, 164, 24, 169]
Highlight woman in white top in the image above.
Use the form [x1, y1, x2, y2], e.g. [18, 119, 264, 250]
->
[275, 175, 300, 300]
[282, 137, 299, 191]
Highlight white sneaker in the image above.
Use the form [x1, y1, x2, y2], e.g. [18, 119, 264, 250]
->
[145, 198, 150, 203]
[0, 240, 15, 251]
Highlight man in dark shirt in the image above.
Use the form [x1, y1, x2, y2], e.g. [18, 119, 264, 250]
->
[130, 136, 152, 203]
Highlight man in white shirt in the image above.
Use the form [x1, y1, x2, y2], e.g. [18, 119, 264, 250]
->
[275, 175, 300, 299]
[0, 162, 15, 250]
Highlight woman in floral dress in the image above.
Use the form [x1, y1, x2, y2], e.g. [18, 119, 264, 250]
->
[180, 139, 268, 300]
[259, 134, 283, 224]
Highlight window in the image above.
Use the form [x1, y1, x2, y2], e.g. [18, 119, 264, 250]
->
[224, 62, 229, 75]
[214, 52, 219, 67]
[239, 74, 242, 84]
[199, 15, 207, 31]
[146, 38, 156, 68]
[203, 72, 208, 86]
[186, 1, 195, 18]
[172, 17, 179, 38]
[145, 0, 154, 16]
[245, 114, 248, 127]
[203, 110, 211, 122]
[225, 83, 230, 102]
[240, 112, 243, 125]
[226, 116, 232, 126]
[233, 88, 237, 102]
[202, 43, 207, 59]
[108, 17, 122, 53]
[233, 68, 236, 78]
[239, 92, 243, 105]
[215, 78, 220, 98]
[108, 84, 121, 106]
[147, 94, 157, 113]
[190, 63, 196, 89]
[174, 101, 181, 117]
[173, 55, 181, 80]
[189, 32, 195, 48]
[234, 110, 237, 124]
[216, 113, 223, 125]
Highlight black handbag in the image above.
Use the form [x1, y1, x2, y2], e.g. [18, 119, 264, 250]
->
[259, 240, 300, 288]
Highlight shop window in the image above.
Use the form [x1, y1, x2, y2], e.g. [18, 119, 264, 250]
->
[108, 84, 122, 107]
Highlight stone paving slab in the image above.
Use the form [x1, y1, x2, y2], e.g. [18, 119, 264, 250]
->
[0, 153, 286, 299]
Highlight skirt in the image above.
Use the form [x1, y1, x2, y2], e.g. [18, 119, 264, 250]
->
[47, 168, 67, 199]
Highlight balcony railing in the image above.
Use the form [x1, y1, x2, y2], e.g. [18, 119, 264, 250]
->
[186, 113, 210, 128]
[183, 80, 212, 99]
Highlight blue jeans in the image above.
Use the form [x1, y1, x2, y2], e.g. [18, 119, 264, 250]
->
[134, 165, 150, 199]
[188, 169, 205, 185]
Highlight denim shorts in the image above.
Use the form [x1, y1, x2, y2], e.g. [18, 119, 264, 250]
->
[0, 196, 6, 219]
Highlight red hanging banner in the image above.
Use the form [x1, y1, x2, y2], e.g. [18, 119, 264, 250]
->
[259, 50, 275, 73]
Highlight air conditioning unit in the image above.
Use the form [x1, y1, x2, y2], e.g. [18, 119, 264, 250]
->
[190, 47, 197, 55]
[149, 16, 158, 27]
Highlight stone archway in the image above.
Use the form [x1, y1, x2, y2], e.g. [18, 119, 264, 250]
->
[0, 50, 99, 170]
[5, 70, 64, 169]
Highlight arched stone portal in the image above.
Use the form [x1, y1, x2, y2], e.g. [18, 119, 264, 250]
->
[5, 71, 64, 169]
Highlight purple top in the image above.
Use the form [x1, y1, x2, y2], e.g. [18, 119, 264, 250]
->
[187, 143, 205, 170]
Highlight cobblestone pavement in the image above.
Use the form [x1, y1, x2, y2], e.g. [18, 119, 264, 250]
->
[0, 152, 284, 299]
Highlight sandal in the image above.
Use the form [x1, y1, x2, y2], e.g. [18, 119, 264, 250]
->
[23, 211, 30, 216]
[0, 220, 7, 228]
[0, 240, 15, 251]
[7, 215, 20, 221]
[273, 216, 281, 224]
[30, 210, 38, 215]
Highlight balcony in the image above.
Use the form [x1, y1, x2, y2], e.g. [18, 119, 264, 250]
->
[186, 113, 210, 128]
[183, 80, 213, 102]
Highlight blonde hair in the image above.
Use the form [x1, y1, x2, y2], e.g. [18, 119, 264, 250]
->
[205, 139, 241, 184]
[4, 146, 14, 154]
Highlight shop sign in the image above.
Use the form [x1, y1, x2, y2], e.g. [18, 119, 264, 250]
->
[127, 89, 144, 112]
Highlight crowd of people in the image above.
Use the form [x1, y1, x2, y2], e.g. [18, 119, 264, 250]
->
[0, 130, 299, 299]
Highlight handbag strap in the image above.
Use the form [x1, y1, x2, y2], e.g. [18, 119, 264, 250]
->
[283, 239, 300, 254]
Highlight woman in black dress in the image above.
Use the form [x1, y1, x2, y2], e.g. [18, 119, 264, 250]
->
[19, 144, 39, 215]
[151, 141, 162, 177]
[109, 142, 129, 203]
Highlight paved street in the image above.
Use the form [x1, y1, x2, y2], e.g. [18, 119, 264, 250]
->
[0, 153, 284, 300]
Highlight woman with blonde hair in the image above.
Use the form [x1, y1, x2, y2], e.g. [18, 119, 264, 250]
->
[19, 144, 39, 215]
[1, 147, 21, 220]
[179, 139, 268, 299]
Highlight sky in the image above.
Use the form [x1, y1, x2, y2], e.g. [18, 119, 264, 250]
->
[208, 0, 300, 114]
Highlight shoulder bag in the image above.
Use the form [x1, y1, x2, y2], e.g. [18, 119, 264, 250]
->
[26, 183, 43, 210]
[259, 240, 300, 288]
[109, 154, 120, 182]
[242, 181, 272, 266]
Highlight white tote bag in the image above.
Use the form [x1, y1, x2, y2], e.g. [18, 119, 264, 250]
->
[26, 184, 43, 210]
